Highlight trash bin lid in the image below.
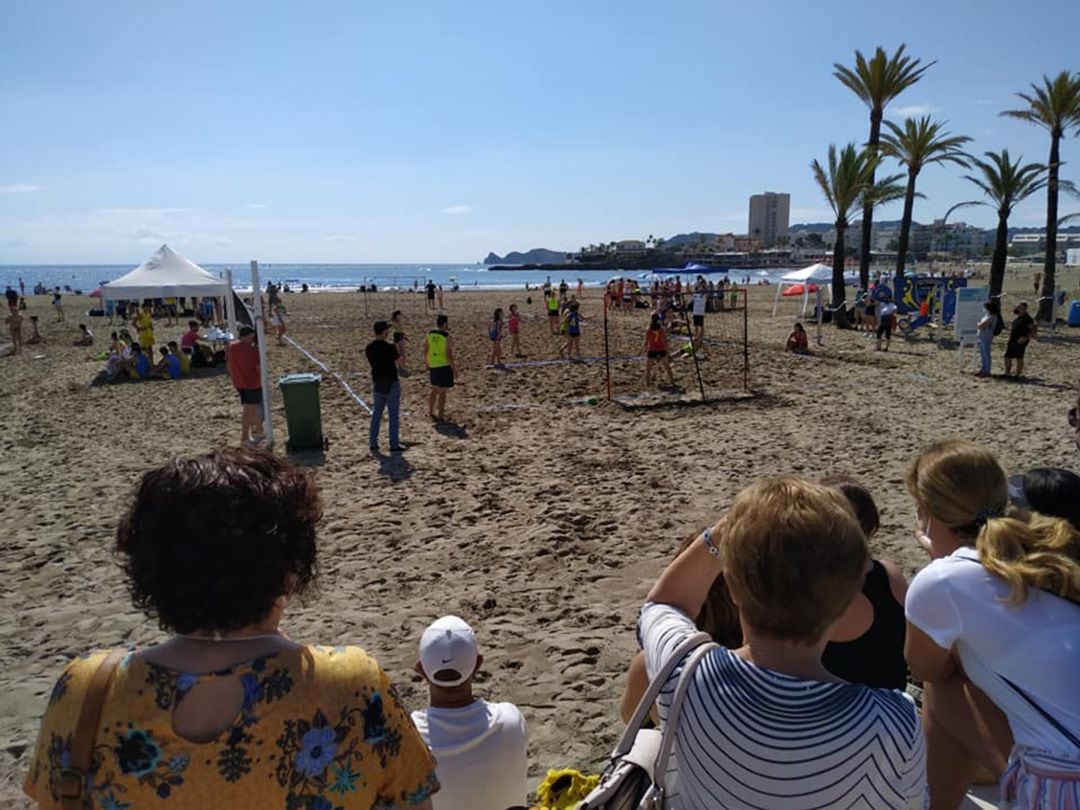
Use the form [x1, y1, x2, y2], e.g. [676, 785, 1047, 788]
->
[278, 373, 322, 386]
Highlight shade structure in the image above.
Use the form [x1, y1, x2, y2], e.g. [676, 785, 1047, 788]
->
[772, 263, 857, 316]
[101, 245, 231, 301]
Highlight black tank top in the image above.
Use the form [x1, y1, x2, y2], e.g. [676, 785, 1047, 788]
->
[822, 560, 908, 690]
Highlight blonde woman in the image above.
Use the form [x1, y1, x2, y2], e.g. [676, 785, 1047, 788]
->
[904, 439, 1080, 809]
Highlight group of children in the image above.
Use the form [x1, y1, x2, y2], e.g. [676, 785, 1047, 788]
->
[101, 320, 217, 382]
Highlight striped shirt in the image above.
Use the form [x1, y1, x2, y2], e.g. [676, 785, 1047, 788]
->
[640, 602, 926, 809]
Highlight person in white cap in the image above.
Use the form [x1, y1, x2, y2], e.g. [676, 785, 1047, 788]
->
[411, 616, 528, 810]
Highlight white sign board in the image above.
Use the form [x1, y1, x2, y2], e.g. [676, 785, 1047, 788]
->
[954, 286, 988, 342]
[1067, 248, 1080, 267]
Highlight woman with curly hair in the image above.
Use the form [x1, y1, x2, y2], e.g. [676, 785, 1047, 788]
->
[24, 448, 437, 810]
[904, 439, 1080, 809]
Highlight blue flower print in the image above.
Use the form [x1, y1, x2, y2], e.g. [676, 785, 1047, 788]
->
[167, 754, 190, 773]
[241, 672, 263, 712]
[175, 672, 198, 693]
[114, 730, 162, 776]
[295, 726, 337, 777]
[362, 692, 388, 744]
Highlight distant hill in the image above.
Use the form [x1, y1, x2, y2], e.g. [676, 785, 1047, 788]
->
[483, 248, 569, 265]
[662, 232, 720, 247]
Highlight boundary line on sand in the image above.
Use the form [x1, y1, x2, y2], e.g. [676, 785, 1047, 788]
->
[284, 336, 373, 415]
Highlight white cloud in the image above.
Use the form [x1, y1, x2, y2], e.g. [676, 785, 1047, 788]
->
[323, 234, 356, 243]
[887, 103, 936, 118]
[442, 204, 473, 215]
[243, 203, 267, 209]
[0, 184, 41, 194]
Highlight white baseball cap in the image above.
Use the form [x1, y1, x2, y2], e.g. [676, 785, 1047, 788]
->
[418, 615, 479, 687]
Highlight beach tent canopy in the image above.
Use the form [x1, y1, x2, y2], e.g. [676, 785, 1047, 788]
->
[101, 244, 231, 301]
[772, 263, 857, 316]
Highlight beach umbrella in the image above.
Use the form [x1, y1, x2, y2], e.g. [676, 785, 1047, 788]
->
[782, 283, 818, 296]
[89, 288, 102, 298]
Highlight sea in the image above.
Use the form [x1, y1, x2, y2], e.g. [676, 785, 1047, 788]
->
[0, 263, 792, 295]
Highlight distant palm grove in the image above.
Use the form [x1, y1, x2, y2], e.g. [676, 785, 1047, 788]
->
[816, 45, 1080, 324]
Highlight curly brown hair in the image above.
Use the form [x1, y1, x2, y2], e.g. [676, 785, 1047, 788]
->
[116, 448, 322, 634]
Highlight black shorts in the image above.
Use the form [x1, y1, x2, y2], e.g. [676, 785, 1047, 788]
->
[238, 388, 263, 405]
[1004, 341, 1028, 359]
[876, 320, 893, 339]
[692, 314, 704, 326]
[393, 332, 405, 343]
[429, 366, 454, 388]
[647, 350, 666, 359]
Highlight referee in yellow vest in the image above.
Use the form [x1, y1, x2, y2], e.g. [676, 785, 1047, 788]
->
[425, 313, 458, 422]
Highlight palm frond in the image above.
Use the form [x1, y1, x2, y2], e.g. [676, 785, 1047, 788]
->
[834, 44, 935, 112]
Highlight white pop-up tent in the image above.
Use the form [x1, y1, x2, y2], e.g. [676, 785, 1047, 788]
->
[772, 262, 859, 316]
[101, 244, 231, 301]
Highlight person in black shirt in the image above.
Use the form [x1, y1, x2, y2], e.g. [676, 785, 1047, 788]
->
[1004, 301, 1037, 377]
[366, 320, 405, 453]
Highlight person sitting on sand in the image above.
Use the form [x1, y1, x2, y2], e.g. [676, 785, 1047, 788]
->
[639, 477, 925, 809]
[73, 323, 94, 346]
[786, 321, 811, 354]
[488, 307, 504, 367]
[819, 475, 909, 689]
[168, 340, 190, 375]
[6, 309, 22, 354]
[904, 439, 1080, 808]
[643, 313, 674, 388]
[410, 616, 527, 810]
[1007, 466, 1080, 530]
[25, 315, 42, 345]
[129, 342, 151, 380]
[23, 448, 439, 810]
[155, 345, 182, 380]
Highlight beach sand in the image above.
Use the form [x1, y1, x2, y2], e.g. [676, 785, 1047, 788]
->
[2, 267, 1078, 805]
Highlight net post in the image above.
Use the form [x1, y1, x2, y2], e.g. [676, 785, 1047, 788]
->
[603, 290, 612, 401]
[680, 290, 707, 402]
[742, 288, 749, 392]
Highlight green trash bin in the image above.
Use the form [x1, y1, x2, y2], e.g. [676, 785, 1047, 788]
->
[278, 373, 329, 452]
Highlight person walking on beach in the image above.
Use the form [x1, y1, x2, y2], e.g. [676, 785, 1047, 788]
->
[1004, 301, 1036, 377]
[558, 279, 569, 303]
[691, 285, 707, 348]
[559, 301, 583, 361]
[226, 326, 265, 445]
[270, 303, 287, 346]
[426, 314, 457, 422]
[426, 280, 437, 310]
[644, 313, 674, 388]
[4, 285, 17, 314]
[488, 308, 505, 367]
[391, 310, 409, 375]
[546, 289, 560, 334]
[437, 284, 444, 310]
[52, 287, 64, 322]
[876, 293, 898, 351]
[508, 303, 523, 358]
[6, 308, 22, 353]
[366, 320, 405, 453]
[975, 301, 1000, 378]
[411, 616, 528, 810]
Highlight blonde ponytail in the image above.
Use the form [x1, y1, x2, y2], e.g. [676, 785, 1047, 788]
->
[977, 513, 1080, 605]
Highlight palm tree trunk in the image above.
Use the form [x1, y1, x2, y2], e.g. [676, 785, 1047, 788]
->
[832, 223, 848, 323]
[1039, 134, 1060, 321]
[989, 211, 1009, 300]
[858, 110, 884, 289]
[895, 170, 918, 283]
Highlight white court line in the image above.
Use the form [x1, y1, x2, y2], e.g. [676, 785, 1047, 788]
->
[284, 336, 373, 415]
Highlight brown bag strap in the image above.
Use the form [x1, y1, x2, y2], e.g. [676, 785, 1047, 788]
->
[58, 649, 124, 810]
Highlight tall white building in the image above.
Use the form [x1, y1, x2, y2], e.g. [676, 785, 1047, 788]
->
[748, 192, 791, 247]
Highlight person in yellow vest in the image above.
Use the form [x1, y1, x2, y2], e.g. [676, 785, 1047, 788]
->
[425, 313, 457, 422]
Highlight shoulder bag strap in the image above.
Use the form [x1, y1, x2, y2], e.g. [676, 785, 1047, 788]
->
[59, 649, 124, 810]
[650, 641, 719, 795]
[1001, 675, 1080, 750]
[608, 631, 712, 761]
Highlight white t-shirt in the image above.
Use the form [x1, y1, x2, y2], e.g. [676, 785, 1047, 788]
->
[692, 294, 706, 317]
[411, 699, 528, 810]
[879, 302, 898, 321]
[639, 602, 926, 809]
[906, 546, 1080, 753]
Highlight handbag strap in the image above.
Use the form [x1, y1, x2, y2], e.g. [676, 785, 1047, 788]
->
[650, 641, 718, 795]
[59, 649, 124, 810]
[610, 631, 713, 761]
[1001, 675, 1080, 749]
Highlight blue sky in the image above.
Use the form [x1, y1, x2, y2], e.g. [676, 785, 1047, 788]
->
[1, 0, 1077, 264]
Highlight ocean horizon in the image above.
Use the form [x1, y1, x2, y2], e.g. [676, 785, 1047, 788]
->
[0, 262, 791, 294]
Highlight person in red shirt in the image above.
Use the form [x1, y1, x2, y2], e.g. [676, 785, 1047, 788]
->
[643, 313, 675, 388]
[226, 326, 264, 445]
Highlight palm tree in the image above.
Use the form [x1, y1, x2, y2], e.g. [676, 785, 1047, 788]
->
[1002, 71, 1080, 319]
[811, 143, 906, 321]
[880, 116, 970, 281]
[834, 44, 935, 289]
[963, 150, 1047, 299]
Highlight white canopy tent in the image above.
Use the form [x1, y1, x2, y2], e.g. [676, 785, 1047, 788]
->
[772, 262, 858, 317]
[101, 244, 231, 301]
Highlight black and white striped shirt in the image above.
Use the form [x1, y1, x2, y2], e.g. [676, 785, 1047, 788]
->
[640, 602, 926, 809]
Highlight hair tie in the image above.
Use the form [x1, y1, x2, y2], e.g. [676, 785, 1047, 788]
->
[973, 505, 1004, 529]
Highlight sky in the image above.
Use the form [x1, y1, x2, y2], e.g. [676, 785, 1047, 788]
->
[1, 0, 1078, 264]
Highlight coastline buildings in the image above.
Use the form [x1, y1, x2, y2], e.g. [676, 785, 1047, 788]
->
[748, 192, 790, 247]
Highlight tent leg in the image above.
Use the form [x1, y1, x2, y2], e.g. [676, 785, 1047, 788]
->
[225, 269, 238, 338]
[250, 261, 275, 450]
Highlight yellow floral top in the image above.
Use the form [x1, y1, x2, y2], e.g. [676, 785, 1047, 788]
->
[24, 646, 438, 810]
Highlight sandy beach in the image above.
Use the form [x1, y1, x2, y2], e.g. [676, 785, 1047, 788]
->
[1, 267, 1078, 806]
